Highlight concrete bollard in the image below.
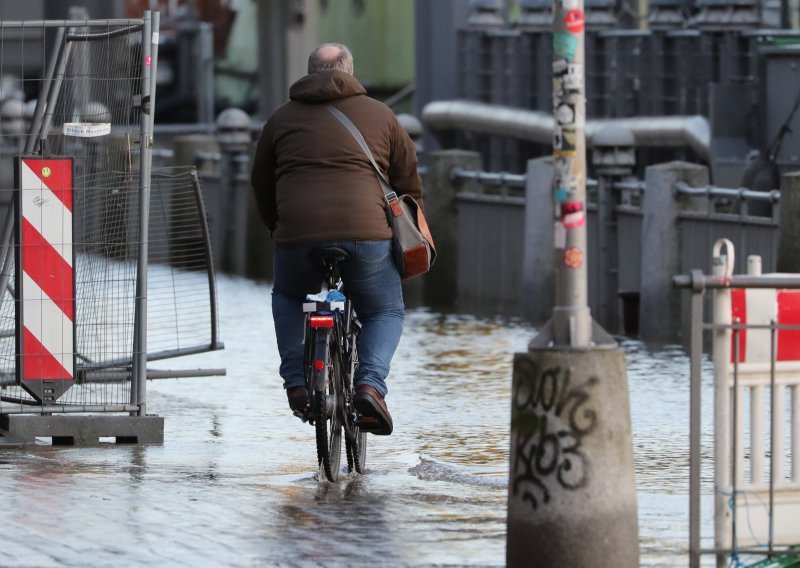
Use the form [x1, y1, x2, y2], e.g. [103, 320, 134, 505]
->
[778, 171, 800, 273]
[522, 157, 555, 323]
[639, 161, 709, 340]
[422, 150, 483, 307]
[507, 346, 639, 567]
[216, 108, 253, 276]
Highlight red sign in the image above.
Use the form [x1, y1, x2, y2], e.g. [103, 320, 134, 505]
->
[731, 288, 800, 362]
[16, 157, 76, 403]
[565, 10, 585, 33]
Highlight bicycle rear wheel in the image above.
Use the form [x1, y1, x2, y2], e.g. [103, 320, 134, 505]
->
[310, 328, 342, 482]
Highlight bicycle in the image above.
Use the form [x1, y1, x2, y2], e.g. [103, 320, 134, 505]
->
[298, 246, 369, 482]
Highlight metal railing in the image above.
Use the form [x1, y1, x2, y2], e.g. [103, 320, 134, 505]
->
[674, 241, 800, 568]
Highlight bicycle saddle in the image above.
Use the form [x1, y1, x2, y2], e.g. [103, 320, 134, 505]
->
[310, 246, 350, 265]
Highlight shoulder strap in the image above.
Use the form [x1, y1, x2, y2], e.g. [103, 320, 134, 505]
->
[326, 105, 396, 200]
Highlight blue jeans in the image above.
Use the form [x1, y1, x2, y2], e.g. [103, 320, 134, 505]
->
[272, 240, 404, 397]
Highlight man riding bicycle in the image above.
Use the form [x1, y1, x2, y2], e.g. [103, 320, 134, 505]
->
[250, 43, 424, 435]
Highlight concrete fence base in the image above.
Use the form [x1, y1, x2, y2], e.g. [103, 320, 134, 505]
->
[507, 346, 639, 567]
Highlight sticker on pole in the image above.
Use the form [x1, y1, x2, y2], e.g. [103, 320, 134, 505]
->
[15, 157, 76, 403]
[555, 103, 576, 125]
[563, 63, 583, 91]
[554, 222, 567, 249]
[63, 122, 111, 137]
[554, 32, 578, 60]
[554, 126, 577, 156]
[565, 10, 585, 33]
[561, 201, 585, 229]
[564, 246, 584, 268]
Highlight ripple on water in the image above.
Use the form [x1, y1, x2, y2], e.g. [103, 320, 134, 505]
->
[408, 456, 507, 489]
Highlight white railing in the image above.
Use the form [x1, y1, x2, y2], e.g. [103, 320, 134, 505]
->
[711, 240, 800, 558]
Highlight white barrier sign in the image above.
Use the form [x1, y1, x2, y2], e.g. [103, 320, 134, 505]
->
[63, 122, 111, 137]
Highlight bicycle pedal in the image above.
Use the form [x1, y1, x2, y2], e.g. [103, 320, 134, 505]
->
[356, 416, 381, 431]
[293, 408, 312, 423]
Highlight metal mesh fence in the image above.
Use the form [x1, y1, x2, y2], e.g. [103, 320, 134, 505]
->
[0, 17, 219, 412]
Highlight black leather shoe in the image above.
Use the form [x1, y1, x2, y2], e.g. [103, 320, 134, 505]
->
[353, 385, 393, 435]
[287, 386, 309, 412]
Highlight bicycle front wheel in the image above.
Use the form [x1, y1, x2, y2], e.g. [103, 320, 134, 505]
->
[344, 339, 367, 474]
[310, 328, 342, 482]
[345, 423, 367, 474]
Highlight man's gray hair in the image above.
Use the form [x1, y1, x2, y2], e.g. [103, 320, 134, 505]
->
[307, 43, 354, 75]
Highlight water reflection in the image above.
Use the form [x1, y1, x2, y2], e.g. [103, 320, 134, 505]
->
[0, 274, 715, 566]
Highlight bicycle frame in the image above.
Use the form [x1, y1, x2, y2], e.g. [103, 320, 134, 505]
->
[299, 253, 366, 480]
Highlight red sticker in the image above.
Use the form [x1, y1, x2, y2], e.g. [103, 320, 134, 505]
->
[146, 55, 152, 67]
[561, 201, 585, 228]
[563, 211, 586, 229]
[564, 247, 584, 268]
[565, 10, 585, 33]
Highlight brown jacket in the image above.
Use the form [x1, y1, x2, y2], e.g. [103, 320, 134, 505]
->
[251, 70, 423, 244]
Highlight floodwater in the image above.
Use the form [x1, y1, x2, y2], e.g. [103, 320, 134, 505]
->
[0, 274, 718, 567]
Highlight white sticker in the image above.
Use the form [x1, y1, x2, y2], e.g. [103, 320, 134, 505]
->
[63, 123, 111, 137]
[555, 102, 576, 125]
[563, 63, 583, 91]
[152, 32, 160, 44]
[554, 222, 567, 249]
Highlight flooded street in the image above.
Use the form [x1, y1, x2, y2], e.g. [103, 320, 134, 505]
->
[1, 275, 715, 567]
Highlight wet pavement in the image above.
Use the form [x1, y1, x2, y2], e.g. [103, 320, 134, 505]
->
[1, 275, 715, 567]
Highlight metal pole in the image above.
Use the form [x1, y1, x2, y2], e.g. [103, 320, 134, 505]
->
[189, 170, 220, 349]
[197, 22, 214, 125]
[689, 274, 704, 568]
[131, 11, 159, 416]
[39, 38, 74, 150]
[769, 320, 776, 558]
[731, 324, 740, 557]
[551, 0, 591, 346]
[25, 26, 65, 154]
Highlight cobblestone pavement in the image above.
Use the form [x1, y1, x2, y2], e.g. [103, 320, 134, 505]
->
[0, 277, 708, 567]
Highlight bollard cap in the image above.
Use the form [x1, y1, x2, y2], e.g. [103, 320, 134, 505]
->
[0, 74, 24, 104]
[0, 98, 25, 137]
[0, 98, 24, 119]
[397, 113, 422, 138]
[468, 0, 505, 26]
[216, 107, 252, 151]
[592, 124, 636, 174]
[80, 101, 112, 124]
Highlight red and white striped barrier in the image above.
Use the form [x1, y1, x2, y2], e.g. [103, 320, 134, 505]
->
[731, 287, 800, 363]
[16, 157, 75, 402]
[711, 239, 800, 551]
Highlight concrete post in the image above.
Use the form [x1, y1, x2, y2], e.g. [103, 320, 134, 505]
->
[523, 157, 555, 323]
[172, 134, 218, 169]
[639, 161, 709, 340]
[508, 6, 639, 567]
[507, 347, 640, 567]
[246, 136, 273, 281]
[216, 108, 252, 276]
[778, 171, 800, 273]
[591, 125, 636, 334]
[422, 150, 483, 307]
